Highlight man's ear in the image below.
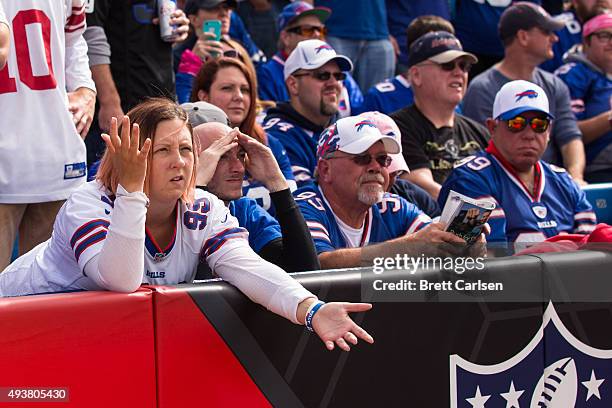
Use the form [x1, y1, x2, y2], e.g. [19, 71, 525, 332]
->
[515, 30, 530, 47]
[317, 160, 332, 183]
[197, 89, 209, 102]
[485, 118, 497, 135]
[285, 75, 299, 97]
[408, 66, 421, 87]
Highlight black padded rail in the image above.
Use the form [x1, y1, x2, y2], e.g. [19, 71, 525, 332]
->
[180, 251, 612, 407]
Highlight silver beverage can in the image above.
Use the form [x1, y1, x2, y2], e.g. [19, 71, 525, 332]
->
[158, 0, 177, 42]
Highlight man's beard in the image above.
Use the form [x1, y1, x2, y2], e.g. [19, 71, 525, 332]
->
[319, 90, 339, 116]
[357, 174, 385, 206]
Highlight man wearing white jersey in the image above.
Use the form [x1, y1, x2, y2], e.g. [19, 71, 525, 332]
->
[0, 0, 96, 269]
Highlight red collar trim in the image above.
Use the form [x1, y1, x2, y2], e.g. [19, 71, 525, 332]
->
[486, 141, 542, 201]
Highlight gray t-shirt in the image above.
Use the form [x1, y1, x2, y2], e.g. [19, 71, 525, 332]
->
[462, 67, 582, 165]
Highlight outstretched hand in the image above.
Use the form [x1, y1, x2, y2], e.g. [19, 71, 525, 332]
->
[312, 302, 374, 351]
[101, 116, 151, 193]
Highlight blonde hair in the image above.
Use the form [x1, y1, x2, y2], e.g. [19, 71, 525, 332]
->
[96, 98, 197, 204]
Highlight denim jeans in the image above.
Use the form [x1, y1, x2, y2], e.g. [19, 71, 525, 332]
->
[326, 35, 395, 93]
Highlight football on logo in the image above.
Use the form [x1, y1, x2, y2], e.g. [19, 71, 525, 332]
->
[530, 357, 577, 407]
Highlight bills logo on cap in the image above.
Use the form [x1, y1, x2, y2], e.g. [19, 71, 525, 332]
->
[515, 90, 538, 102]
[315, 44, 333, 54]
[450, 303, 612, 408]
[294, 3, 310, 13]
[355, 120, 377, 132]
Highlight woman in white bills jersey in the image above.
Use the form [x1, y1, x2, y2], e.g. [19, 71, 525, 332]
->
[0, 98, 373, 352]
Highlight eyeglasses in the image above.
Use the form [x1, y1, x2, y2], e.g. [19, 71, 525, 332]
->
[420, 59, 472, 73]
[504, 116, 551, 133]
[591, 31, 612, 42]
[286, 25, 328, 38]
[326, 152, 393, 168]
[292, 71, 347, 81]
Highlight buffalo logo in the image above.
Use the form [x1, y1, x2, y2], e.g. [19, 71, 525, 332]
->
[532, 205, 548, 219]
[515, 90, 538, 102]
[315, 44, 333, 54]
[355, 120, 377, 132]
[450, 303, 612, 407]
[317, 125, 340, 158]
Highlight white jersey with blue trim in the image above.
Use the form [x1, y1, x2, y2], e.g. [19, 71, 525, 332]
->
[0, 0, 93, 203]
[295, 184, 431, 254]
[0, 181, 248, 295]
[439, 151, 596, 246]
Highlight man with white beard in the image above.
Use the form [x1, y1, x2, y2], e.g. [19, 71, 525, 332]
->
[294, 116, 469, 269]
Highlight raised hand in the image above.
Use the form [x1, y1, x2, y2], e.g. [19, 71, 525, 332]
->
[193, 32, 224, 61]
[170, 8, 190, 43]
[312, 302, 374, 351]
[101, 116, 151, 193]
[195, 130, 238, 186]
[236, 130, 287, 192]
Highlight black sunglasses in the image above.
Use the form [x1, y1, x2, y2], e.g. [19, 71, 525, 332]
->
[437, 59, 472, 73]
[293, 71, 347, 81]
[420, 59, 472, 73]
[327, 153, 392, 168]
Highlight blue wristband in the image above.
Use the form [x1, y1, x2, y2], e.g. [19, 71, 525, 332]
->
[305, 301, 325, 332]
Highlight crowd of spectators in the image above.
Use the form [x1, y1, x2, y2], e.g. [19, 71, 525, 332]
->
[1, 1, 611, 308]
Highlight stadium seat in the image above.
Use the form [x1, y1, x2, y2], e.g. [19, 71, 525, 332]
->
[583, 183, 612, 224]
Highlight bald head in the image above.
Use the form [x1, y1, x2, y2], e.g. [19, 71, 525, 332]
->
[193, 122, 233, 152]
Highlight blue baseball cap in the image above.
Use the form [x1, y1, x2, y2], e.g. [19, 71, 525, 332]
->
[408, 31, 477, 68]
[277, 1, 331, 33]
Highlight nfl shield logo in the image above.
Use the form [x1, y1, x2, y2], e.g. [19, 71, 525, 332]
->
[450, 303, 612, 407]
[532, 205, 548, 219]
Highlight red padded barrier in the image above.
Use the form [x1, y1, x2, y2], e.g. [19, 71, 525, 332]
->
[0, 289, 156, 407]
[151, 286, 271, 408]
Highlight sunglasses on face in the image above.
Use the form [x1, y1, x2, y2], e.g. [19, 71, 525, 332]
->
[293, 71, 347, 81]
[286, 25, 328, 38]
[504, 116, 551, 133]
[327, 152, 393, 168]
[437, 59, 472, 73]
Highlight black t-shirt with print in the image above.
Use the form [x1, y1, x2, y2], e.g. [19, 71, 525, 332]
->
[390, 105, 490, 184]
